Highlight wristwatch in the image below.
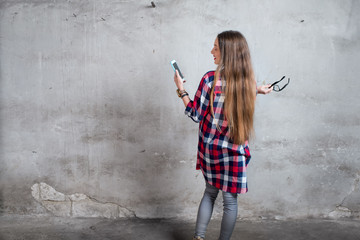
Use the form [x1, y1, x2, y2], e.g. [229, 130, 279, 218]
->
[176, 89, 186, 98]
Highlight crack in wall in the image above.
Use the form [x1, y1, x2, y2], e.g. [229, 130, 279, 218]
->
[329, 171, 360, 219]
[342, 171, 360, 205]
[31, 182, 136, 219]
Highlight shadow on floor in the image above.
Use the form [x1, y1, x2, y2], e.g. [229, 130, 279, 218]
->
[1, 215, 360, 240]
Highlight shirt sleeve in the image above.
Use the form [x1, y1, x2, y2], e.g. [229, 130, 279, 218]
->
[244, 145, 251, 167]
[184, 72, 212, 123]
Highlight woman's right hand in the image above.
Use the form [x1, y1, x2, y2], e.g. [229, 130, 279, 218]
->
[257, 84, 273, 95]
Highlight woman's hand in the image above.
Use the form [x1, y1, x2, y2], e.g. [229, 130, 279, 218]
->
[174, 70, 186, 90]
[173, 70, 190, 107]
[257, 84, 273, 95]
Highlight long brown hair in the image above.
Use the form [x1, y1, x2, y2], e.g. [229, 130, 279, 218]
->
[210, 30, 256, 145]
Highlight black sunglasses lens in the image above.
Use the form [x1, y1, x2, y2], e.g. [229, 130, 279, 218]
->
[271, 77, 290, 92]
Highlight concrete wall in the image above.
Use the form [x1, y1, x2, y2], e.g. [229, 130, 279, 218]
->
[0, 0, 359, 220]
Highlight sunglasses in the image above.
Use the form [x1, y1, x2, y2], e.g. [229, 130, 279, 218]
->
[269, 76, 290, 92]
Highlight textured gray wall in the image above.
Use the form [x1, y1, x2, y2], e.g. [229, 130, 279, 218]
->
[0, 0, 359, 220]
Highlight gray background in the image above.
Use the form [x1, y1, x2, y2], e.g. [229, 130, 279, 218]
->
[1, 0, 359, 220]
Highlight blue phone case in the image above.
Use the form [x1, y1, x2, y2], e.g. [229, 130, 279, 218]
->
[170, 60, 185, 79]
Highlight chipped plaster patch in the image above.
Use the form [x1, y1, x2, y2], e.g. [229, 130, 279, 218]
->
[329, 206, 352, 219]
[31, 182, 135, 219]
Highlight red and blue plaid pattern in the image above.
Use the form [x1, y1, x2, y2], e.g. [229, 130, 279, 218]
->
[185, 71, 251, 194]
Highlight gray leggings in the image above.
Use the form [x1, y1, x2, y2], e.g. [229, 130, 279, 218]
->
[195, 182, 238, 240]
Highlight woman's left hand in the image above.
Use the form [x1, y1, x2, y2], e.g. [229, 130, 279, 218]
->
[174, 70, 186, 90]
[257, 84, 273, 95]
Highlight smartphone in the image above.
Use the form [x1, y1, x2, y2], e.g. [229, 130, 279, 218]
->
[170, 60, 185, 80]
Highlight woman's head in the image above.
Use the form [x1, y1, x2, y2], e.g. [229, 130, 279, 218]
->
[215, 30, 252, 73]
[210, 30, 256, 145]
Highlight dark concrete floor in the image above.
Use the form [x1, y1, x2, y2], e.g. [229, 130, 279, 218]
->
[1, 215, 360, 240]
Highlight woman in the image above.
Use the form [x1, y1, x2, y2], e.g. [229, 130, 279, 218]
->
[174, 30, 272, 240]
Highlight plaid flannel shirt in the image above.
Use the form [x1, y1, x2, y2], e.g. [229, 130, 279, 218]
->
[185, 71, 251, 194]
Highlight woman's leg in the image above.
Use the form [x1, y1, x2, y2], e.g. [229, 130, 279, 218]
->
[194, 182, 219, 238]
[218, 191, 238, 240]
